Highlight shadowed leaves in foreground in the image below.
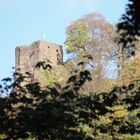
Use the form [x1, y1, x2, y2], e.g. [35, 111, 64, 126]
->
[0, 66, 140, 139]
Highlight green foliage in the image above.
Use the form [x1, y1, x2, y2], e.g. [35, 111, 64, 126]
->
[117, 0, 140, 57]
[65, 22, 89, 55]
[42, 69, 56, 86]
[1, 68, 140, 139]
[42, 65, 70, 87]
[65, 12, 118, 93]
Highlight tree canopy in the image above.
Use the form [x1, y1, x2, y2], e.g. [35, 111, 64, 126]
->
[117, 0, 140, 57]
[65, 13, 118, 93]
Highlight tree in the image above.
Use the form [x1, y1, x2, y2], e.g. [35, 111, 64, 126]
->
[65, 13, 118, 93]
[117, 0, 140, 84]
[118, 40, 140, 86]
[117, 0, 140, 57]
[1, 67, 140, 140]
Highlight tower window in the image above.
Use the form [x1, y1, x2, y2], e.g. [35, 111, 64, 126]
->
[56, 49, 58, 52]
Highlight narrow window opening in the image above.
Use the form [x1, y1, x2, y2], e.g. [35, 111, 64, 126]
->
[18, 48, 20, 66]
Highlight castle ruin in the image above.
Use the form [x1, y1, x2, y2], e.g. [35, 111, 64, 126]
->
[15, 40, 63, 86]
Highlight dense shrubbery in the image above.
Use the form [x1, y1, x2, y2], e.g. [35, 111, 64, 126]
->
[0, 67, 140, 140]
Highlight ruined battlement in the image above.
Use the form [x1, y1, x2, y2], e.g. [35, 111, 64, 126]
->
[15, 40, 63, 86]
[15, 40, 63, 72]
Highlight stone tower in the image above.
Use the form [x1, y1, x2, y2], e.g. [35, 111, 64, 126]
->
[15, 40, 63, 86]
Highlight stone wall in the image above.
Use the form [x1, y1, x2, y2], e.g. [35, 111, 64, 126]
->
[15, 40, 63, 87]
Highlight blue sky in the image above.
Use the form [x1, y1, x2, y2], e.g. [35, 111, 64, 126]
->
[0, 0, 128, 80]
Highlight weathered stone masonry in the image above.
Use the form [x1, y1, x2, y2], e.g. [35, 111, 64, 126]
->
[15, 40, 63, 86]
